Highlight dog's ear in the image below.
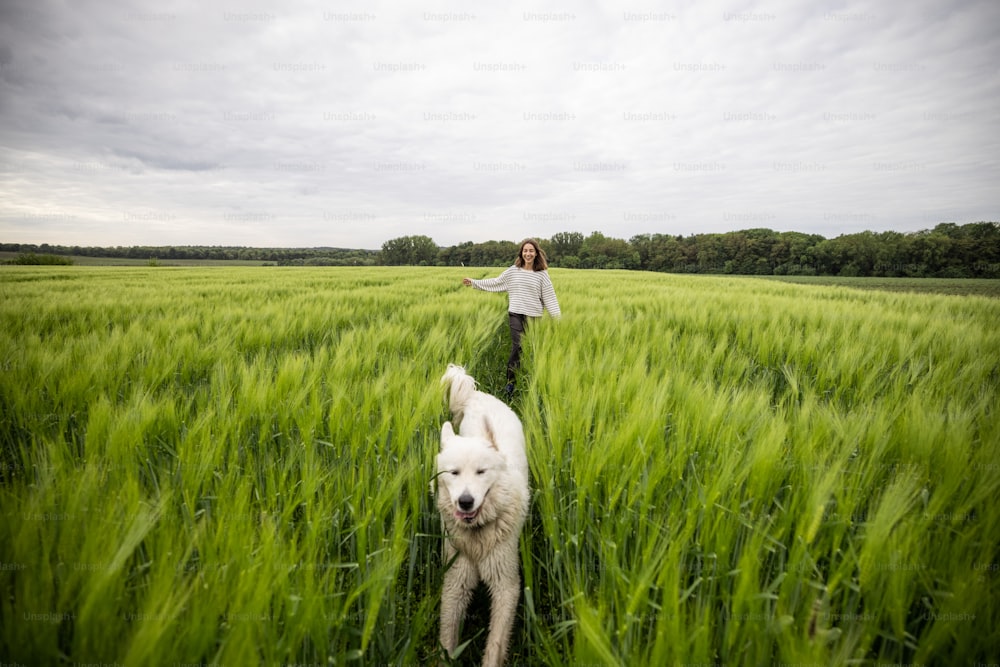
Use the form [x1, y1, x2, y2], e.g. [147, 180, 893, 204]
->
[483, 417, 499, 451]
[440, 421, 455, 447]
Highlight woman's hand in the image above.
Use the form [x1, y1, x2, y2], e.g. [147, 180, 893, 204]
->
[462, 278, 472, 286]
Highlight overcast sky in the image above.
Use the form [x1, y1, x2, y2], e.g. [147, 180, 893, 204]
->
[1, 0, 997, 249]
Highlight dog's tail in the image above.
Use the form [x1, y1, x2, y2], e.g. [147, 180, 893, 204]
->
[441, 363, 476, 418]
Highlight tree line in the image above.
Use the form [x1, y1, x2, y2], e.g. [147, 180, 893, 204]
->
[0, 244, 379, 266]
[382, 222, 1000, 278]
[4, 222, 998, 277]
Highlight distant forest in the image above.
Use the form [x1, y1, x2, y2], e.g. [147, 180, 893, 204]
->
[4, 222, 999, 278]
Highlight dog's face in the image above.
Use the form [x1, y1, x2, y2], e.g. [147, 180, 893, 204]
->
[436, 422, 506, 528]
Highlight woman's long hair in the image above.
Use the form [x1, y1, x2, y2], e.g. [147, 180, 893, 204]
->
[515, 238, 549, 271]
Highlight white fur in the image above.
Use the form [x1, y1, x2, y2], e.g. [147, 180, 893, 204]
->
[436, 364, 530, 667]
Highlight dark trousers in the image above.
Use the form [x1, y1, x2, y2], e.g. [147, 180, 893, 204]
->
[507, 313, 530, 382]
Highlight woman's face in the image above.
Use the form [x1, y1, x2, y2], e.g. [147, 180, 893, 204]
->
[521, 243, 537, 266]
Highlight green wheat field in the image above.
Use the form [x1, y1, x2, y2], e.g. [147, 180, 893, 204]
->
[1, 266, 998, 666]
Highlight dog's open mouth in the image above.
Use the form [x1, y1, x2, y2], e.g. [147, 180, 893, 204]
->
[455, 508, 480, 524]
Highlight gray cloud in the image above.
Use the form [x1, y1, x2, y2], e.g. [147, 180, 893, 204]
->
[1, 0, 997, 248]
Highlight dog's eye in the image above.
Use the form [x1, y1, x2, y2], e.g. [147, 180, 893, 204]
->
[476, 468, 486, 475]
[450, 470, 459, 476]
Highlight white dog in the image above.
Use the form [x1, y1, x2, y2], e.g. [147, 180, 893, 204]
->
[436, 364, 530, 667]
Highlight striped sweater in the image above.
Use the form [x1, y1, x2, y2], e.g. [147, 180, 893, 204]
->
[470, 266, 561, 318]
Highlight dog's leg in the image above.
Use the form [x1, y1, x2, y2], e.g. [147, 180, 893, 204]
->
[440, 548, 479, 660]
[480, 548, 521, 667]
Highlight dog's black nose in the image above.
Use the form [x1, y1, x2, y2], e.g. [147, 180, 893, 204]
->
[458, 494, 474, 511]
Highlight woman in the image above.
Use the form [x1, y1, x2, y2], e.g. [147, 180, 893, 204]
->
[463, 239, 561, 396]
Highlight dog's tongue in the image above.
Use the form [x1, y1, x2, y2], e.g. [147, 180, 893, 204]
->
[456, 509, 478, 522]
